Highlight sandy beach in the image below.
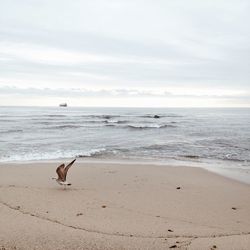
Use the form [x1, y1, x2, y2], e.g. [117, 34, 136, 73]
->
[0, 161, 249, 250]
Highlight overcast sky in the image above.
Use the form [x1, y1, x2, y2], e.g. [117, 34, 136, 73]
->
[0, 0, 249, 107]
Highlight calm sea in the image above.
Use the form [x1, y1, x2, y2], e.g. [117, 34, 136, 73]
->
[0, 106, 249, 183]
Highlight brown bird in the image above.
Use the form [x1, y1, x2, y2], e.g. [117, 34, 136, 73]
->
[52, 159, 76, 188]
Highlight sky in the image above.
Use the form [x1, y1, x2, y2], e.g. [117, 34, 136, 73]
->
[0, 0, 250, 107]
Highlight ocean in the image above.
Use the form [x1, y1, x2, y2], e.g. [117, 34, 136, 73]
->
[0, 106, 249, 183]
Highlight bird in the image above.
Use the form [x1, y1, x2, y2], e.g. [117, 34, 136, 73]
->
[52, 159, 76, 188]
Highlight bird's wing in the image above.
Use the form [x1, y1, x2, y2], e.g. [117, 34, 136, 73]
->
[63, 159, 76, 180]
[56, 164, 65, 181]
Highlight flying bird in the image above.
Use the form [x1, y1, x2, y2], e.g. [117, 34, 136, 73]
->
[52, 159, 76, 187]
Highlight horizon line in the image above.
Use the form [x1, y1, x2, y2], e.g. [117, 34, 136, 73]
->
[0, 105, 250, 109]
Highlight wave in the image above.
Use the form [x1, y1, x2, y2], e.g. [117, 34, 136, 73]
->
[160, 114, 183, 118]
[141, 115, 162, 118]
[0, 151, 78, 162]
[180, 153, 249, 163]
[37, 120, 105, 125]
[105, 124, 116, 127]
[43, 115, 67, 117]
[36, 119, 129, 125]
[80, 114, 183, 119]
[0, 129, 23, 134]
[181, 155, 200, 159]
[76, 148, 107, 158]
[223, 153, 247, 162]
[0, 119, 13, 122]
[104, 119, 129, 124]
[140, 144, 168, 150]
[127, 124, 176, 129]
[34, 121, 53, 125]
[1, 144, 249, 163]
[0, 148, 109, 162]
[81, 115, 121, 119]
[103, 123, 177, 129]
[217, 142, 250, 152]
[31, 118, 67, 121]
[198, 139, 250, 152]
[43, 125, 84, 129]
[141, 114, 183, 118]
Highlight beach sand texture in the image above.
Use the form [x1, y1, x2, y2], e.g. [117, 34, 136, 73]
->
[0, 162, 250, 249]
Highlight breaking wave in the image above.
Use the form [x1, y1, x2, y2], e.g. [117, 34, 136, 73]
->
[76, 148, 107, 158]
[104, 119, 129, 124]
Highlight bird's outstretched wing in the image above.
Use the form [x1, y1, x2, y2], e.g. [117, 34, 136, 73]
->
[64, 159, 76, 180]
[56, 164, 65, 181]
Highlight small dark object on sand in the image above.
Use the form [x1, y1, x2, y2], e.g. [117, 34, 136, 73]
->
[176, 187, 181, 189]
[169, 245, 177, 248]
[130, 234, 133, 237]
[102, 205, 107, 208]
[168, 229, 174, 232]
[213, 245, 217, 248]
[76, 213, 83, 216]
[232, 207, 237, 210]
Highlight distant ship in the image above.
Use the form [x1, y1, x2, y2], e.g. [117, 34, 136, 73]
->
[59, 103, 67, 107]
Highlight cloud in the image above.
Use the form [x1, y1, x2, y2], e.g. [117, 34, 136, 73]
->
[0, 86, 249, 100]
[1, 39, 249, 92]
[1, 86, 249, 107]
[0, 86, 166, 98]
[0, 0, 250, 106]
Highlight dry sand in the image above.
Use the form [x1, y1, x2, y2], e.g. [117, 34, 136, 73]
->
[0, 161, 249, 250]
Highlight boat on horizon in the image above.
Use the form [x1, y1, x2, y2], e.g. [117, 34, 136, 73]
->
[59, 103, 67, 107]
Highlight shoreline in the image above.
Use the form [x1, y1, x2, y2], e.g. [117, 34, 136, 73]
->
[0, 161, 250, 249]
[1, 157, 250, 185]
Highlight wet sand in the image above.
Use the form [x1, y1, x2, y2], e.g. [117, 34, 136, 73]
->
[0, 161, 250, 249]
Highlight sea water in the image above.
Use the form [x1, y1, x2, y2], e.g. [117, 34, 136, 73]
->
[0, 106, 249, 183]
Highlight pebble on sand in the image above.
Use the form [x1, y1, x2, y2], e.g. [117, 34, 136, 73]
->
[169, 245, 177, 248]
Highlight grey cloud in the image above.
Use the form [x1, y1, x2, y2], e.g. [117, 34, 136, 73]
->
[0, 86, 167, 98]
[0, 0, 250, 106]
[1, 86, 249, 101]
[0, 28, 188, 61]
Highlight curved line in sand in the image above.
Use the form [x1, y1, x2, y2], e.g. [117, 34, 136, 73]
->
[0, 185, 235, 231]
[1, 200, 250, 240]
